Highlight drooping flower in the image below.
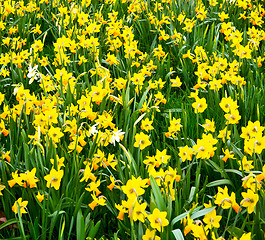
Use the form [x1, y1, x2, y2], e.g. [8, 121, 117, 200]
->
[240, 189, 259, 214]
[12, 198, 28, 216]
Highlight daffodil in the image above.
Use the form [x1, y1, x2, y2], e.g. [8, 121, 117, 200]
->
[88, 194, 106, 210]
[179, 145, 194, 162]
[142, 229, 161, 240]
[132, 201, 147, 223]
[121, 176, 148, 199]
[202, 119, 216, 132]
[134, 132, 152, 150]
[0, 179, 5, 196]
[147, 208, 169, 232]
[12, 198, 28, 216]
[192, 97, 207, 113]
[141, 118, 154, 132]
[36, 192, 44, 203]
[214, 186, 240, 213]
[240, 189, 259, 214]
[203, 209, 222, 229]
[44, 168, 64, 190]
[238, 156, 254, 171]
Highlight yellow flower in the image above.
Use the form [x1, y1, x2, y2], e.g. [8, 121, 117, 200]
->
[192, 97, 207, 113]
[50, 156, 65, 169]
[77, 12, 89, 26]
[195, 6, 207, 21]
[238, 156, 254, 171]
[36, 192, 44, 203]
[132, 201, 147, 223]
[31, 39, 44, 53]
[238, 232, 252, 240]
[147, 208, 169, 232]
[165, 117, 182, 138]
[193, 137, 216, 160]
[68, 141, 83, 153]
[134, 132, 152, 150]
[225, 109, 241, 124]
[0, 120, 9, 136]
[170, 76, 182, 87]
[141, 118, 154, 132]
[182, 19, 196, 33]
[85, 180, 101, 196]
[209, 78, 223, 91]
[142, 229, 160, 240]
[242, 172, 261, 191]
[31, 24, 42, 34]
[218, 12, 229, 22]
[240, 189, 259, 214]
[214, 186, 240, 213]
[0, 92, 4, 105]
[202, 119, 216, 132]
[143, 155, 157, 170]
[121, 176, 148, 199]
[222, 149, 235, 163]
[217, 126, 231, 143]
[179, 145, 194, 162]
[154, 92, 167, 105]
[44, 168, 64, 190]
[48, 126, 64, 144]
[240, 120, 265, 139]
[155, 149, 171, 165]
[115, 203, 128, 221]
[219, 97, 238, 113]
[203, 209, 222, 229]
[20, 168, 39, 188]
[88, 194, 106, 210]
[236, 44, 252, 59]
[12, 198, 28, 216]
[80, 163, 96, 183]
[153, 44, 166, 61]
[0, 178, 5, 196]
[8, 170, 23, 188]
[106, 52, 119, 65]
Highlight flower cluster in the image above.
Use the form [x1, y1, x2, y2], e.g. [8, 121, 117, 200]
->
[0, 0, 265, 239]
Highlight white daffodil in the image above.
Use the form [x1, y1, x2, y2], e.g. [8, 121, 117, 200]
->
[87, 123, 99, 137]
[110, 129, 125, 146]
[28, 63, 40, 84]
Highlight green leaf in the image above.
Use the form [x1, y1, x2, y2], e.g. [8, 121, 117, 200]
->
[171, 212, 189, 227]
[119, 143, 138, 177]
[171, 206, 203, 227]
[190, 207, 216, 219]
[88, 220, 101, 239]
[188, 186, 196, 204]
[150, 175, 166, 211]
[76, 210, 85, 240]
[226, 226, 243, 239]
[228, 141, 244, 158]
[136, 86, 150, 111]
[172, 229, 185, 240]
[206, 179, 233, 188]
[224, 169, 243, 177]
[48, 211, 66, 218]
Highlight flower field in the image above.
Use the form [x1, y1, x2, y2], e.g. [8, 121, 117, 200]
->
[0, 0, 265, 239]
